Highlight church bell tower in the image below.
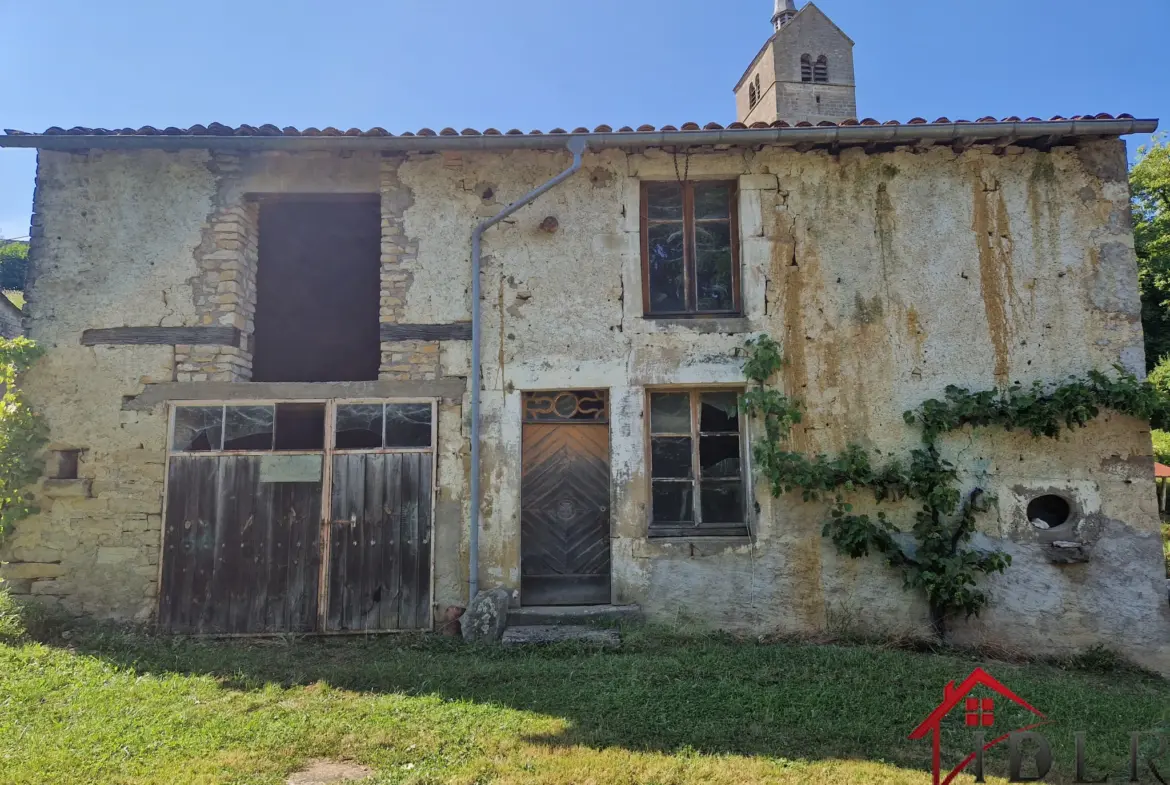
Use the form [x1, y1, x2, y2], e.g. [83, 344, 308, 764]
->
[735, 1, 857, 126]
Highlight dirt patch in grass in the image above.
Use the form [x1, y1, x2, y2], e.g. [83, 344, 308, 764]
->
[286, 759, 373, 784]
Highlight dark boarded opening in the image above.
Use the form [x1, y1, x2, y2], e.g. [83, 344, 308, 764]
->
[253, 196, 380, 382]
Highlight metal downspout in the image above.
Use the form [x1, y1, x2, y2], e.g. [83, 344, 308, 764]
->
[468, 136, 587, 601]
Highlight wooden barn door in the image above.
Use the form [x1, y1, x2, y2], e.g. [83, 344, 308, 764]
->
[159, 454, 323, 635]
[324, 401, 435, 632]
[520, 391, 611, 606]
[159, 400, 434, 634]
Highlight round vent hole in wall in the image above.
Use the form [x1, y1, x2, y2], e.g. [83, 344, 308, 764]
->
[1027, 494, 1072, 529]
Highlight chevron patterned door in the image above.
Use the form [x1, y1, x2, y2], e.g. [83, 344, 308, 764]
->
[520, 391, 611, 606]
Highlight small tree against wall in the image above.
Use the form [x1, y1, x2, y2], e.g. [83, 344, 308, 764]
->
[740, 335, 1169, 640]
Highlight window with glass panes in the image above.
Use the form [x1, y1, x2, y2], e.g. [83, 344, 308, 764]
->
[648, 390, 748, 537]
[641, 181, 740, 317]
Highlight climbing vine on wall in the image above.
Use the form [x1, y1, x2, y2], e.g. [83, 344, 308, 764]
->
[740, 335, 1170, 639]
[0, 338, 47, 541]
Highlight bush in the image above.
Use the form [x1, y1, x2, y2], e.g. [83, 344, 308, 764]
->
[0, 337, 47, 540]
[1153, 430, 1170, 464]
[0, 587, 26, 640]
[1163, 523, 1169, 576]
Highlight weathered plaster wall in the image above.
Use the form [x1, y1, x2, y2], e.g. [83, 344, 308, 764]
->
[1, 149, 217, 617]
[5, 140, 1165, 673]
[399, 139, 1168, 671]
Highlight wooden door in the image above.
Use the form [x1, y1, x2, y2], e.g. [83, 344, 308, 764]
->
[158, 455, 323, 634]
[520, 391, 611, 606]
[325, 452, 433, 631]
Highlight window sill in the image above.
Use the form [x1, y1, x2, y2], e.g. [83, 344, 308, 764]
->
[648, 526, 751, 539]
[640, 317, 752, 334]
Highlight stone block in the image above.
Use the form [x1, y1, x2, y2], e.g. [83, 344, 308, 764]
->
[42, 479, 92, 499]
[109, 497, 163, 515]
[30, 579, 64, 596]
[9, 546, 63, 563]
[460, 588, 510, 643]
[2, 562, 65, 580]
[96, 547, 139, 565]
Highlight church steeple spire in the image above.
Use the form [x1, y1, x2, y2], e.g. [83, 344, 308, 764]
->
[772, 0, 797, 30]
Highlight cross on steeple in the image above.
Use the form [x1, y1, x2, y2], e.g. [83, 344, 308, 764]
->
[772, 0, 797, 30]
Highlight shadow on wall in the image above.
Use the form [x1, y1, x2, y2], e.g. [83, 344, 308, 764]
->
[29, 623, 1170, 777]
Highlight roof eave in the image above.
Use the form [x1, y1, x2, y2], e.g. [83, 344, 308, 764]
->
[0, 119, 1157, 154]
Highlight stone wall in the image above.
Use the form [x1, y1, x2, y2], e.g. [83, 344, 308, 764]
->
[736, 3, 857, 125]
[398, 139, 1168, 673]
[2, 140, 1166, 673]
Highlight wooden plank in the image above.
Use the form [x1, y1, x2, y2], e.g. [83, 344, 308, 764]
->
[379, 322, 471, 342]
[289, 479, 323, 632]
[227, 457, 260, 634]
[159, 457, 201, 631]
[343, 454, 367, 632]
[210, 456, 243, 633]
[325, 455, 346, 631]
[361, 454, 386, 631]
[81, 326, 241, 347]
[399, 453, 420, 630]
[415, 452, 433, 630]
[126, 380, 465, 411]
[384, 454, 404, 629]
[286, 479, 313, 631]
[187, 458, 220, 633]
[264, 482, 290, 633]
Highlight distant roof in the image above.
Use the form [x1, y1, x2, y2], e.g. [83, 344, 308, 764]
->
[1155, 462, 1170, 479]
[0, 116, 1156, 155]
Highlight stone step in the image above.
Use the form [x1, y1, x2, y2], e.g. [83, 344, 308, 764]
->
[507, 604, 641, 627]
[501, 624, 621, 648]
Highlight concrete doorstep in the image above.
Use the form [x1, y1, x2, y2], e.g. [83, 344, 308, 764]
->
[501, 624, 621, 648]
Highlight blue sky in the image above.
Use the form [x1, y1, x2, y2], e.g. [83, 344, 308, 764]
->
[1, 0, 1166, 239]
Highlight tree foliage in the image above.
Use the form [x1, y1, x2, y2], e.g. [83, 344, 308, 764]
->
[0, 241, 28, 292]
[0, 338, 47, 540]
[1133, 136, 1170, 369]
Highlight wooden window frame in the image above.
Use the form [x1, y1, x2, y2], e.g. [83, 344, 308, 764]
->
[640, 180, 742, 319]
[646, 387, 750, 538]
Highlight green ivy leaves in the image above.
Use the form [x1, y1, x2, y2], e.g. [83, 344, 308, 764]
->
[738, 336, 1170, 638]
[0, 337, 47, 541]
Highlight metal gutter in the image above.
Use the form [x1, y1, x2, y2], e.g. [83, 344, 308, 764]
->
[0, 119, 1157, 154]
[466, 136, 587, 602]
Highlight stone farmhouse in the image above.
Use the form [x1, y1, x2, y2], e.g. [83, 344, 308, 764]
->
[1, 1, 1167, 670]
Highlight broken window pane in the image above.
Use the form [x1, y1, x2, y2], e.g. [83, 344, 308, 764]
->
[700, 481, 743, 523]
[652, 437, 692, 479]
[700, 392, 740, 432]
[652, 481, 693, 523]
[274, 403, 326, 451]
[646, 182, 684, 221]
[223, 405, 275, 451]
[646, 222, 686, 313]
[650, 393, 690, 434]
[173, 406, 223, 452]
[385, 403, 432, 448]
[336, 404, 384, 450]
[695, 221, 733, 312]
[700, 434, 740, 478]
[694, 183, 731, 220]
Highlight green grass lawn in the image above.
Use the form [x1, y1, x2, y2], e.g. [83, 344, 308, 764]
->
[0, 611, 1167, 785]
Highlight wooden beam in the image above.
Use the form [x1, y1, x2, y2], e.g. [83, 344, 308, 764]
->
[380, 322, 472, 342]
[81, 326, 242, 347]
[124, 378, 468, 410]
